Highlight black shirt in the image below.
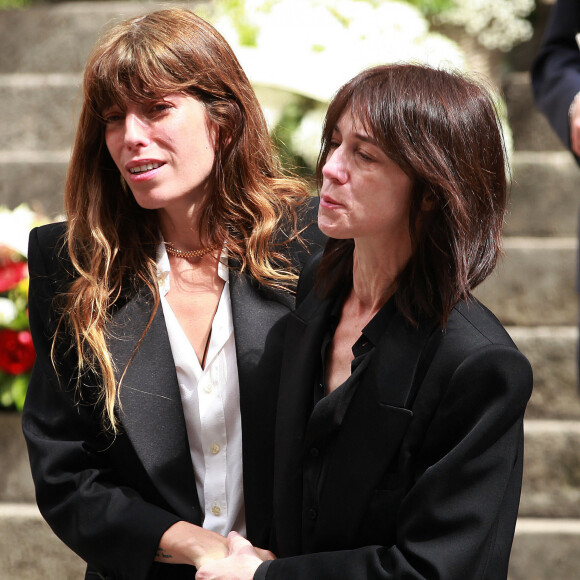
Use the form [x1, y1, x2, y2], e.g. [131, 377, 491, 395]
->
[301, 292, 396, 538]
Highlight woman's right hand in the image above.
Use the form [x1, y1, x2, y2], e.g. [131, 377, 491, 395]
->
[155, 521, 229, 569]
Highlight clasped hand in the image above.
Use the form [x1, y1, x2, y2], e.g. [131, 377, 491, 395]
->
[196, 531, 275, 580]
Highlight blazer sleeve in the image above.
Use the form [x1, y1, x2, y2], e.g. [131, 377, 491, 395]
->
[258, 341, 533, 579]
[532, 0, 580, 163]
[22, 226, 181, 579]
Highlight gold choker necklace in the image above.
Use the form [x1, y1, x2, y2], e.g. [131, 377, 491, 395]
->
[164, 242, 219, 259]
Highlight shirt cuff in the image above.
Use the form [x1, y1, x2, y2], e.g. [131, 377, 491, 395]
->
[254, 560, 273, 580]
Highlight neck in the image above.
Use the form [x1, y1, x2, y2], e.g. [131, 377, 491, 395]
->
[351, 237, 410, 311]
[158, 204, 205, 252]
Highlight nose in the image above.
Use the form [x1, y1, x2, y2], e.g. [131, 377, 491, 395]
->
[123, 113, 150, 148]
[322, 148, 348, 184]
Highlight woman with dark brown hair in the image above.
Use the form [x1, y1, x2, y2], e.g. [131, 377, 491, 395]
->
[197, 64, 533, 580]
[22, 8, 322, 580]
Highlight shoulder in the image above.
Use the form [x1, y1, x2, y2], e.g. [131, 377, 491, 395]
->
[28, 222, 73, 282]
[445, 298, 518, 350]
[432, 297, 533, 399]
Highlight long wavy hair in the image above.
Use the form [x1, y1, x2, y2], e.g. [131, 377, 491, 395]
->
[315, 64, 509, 326]
[59, 8, 310, 431]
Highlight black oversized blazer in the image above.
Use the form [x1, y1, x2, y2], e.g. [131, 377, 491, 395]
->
[261, 252, 533, 580]
[22, 221, 322, 580]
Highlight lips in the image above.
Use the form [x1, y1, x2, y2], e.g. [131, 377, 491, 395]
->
[320, 192, 343, 209]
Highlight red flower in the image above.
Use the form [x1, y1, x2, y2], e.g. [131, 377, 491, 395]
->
[0, 329, 35, 375]
[0, 259, 28, 293]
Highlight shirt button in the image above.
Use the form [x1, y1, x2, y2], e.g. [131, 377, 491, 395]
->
[310, 447, 319, 458]
[210, 443, 221, 455]
[203, 383, 214, 394]
[211, 504, 221, 516]
[307, 508, 317, 520]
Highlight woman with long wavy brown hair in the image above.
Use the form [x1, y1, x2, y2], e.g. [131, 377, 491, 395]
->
[22, 8, 322, 579]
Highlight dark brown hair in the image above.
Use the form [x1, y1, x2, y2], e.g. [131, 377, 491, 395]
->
[316, 64, 509, 326]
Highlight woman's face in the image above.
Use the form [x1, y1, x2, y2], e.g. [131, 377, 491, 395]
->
[318, 110, 414, 250]
[103, 93, 217, 214]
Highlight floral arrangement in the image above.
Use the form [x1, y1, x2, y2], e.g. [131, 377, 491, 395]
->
[206, 0, 467, 175]
[206, 0, 514, 176]
[433, 0, 535, 52]
[0, 205, 44, 410]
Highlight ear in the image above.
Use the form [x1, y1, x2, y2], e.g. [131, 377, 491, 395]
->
[421, 191, 437, 212]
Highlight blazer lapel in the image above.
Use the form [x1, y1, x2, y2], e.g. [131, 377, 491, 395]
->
[108, 285, 200, 522]
[228, 269, 295, 545]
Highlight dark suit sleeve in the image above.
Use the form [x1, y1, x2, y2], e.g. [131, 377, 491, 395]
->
[22, 226, 181, 579]
[262, 342, 532, 579]
[532, 0, 580, 162]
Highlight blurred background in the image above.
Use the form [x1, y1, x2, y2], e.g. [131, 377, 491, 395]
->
[0, 1, 578, 578]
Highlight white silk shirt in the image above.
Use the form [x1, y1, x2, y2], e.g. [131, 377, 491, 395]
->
[157, 244, 246, 537]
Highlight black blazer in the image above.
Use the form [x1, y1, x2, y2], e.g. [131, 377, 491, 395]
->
[22, 216, 323, 580]
[260, 252, 533, 579]
[532, 0, 580, 165]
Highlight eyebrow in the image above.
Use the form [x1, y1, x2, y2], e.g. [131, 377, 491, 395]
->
[332, 125, 380, 147]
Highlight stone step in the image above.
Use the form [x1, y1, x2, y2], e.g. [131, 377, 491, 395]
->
[520, 420, 580, 518]
[504, 72, 565, 153]
[0, 74, 80, 152]
[0, 153, 69, 218]
[0, 1, 206, 74]
[2, 145, 577, 235]
[507, 151, 579, 237]
[508, 518, 580, 580]
[474, 237, 577, 326]
[0, 503, 85, 579]
[2, 145, 578, 236]
[4, 413, 580, 516]
[509, 326, 579, 421]
[1, 70, 573, 160]
[0, 505, 577, 579]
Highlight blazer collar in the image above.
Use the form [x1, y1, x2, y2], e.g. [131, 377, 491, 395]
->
[229, 268, 294, 544]
[108, 283, 200, 521]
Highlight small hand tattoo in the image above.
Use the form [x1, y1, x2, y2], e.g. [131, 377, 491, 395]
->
[156, 548, 173, 560]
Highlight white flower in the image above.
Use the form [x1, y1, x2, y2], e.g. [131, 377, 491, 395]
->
[0, 298, 18, 326]
[0, 204, 40, 258]
[290, 105, 328, 168]
[434, 0, 534, 51]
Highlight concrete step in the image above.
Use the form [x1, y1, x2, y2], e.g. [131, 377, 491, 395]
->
[474, 237, 577, 326]
[507, 151, 579, 237]
[508, 518, 580, 580]
[3, 146, 578, 235]
[0, 503, 85, 579]
[4, 412, 580, 516]
[0, 412, 34, 504]
[510, 326, 579, 421]
[521, 420, 580, 519]
[0, 74, 80, 151]
[0, 1, 206, 74]
[504, 72, 565, 153]
[0, 153, 68, 219]
[1, 504, 576, 579]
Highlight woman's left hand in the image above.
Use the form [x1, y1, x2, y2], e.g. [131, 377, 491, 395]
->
[196, 532, 274, 580]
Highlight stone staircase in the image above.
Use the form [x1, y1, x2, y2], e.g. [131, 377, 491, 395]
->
[1, 1, 579, 578]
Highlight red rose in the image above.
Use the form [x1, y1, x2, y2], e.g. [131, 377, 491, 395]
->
[0, 329, 35, 375]
[0, 259, 28, 293]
